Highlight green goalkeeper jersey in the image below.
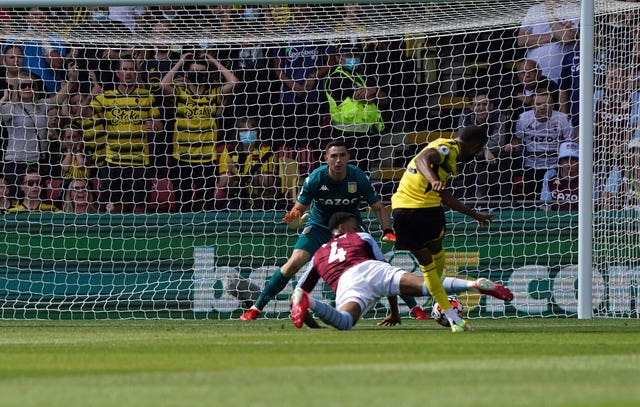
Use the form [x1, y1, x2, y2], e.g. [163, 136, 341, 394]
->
[297, 164, 380, 230]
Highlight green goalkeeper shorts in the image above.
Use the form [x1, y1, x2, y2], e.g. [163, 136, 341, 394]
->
[293, 224, 333, 255]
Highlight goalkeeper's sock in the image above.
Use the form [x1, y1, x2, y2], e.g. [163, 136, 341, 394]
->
[253, 269, 290, 311]
[433, 249, 446, 278]
[420, 262, 451, 312]
[442, 277, 474, 294]
[309, 297, 354, 331]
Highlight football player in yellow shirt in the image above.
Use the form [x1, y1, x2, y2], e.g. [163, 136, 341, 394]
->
[391, 125, 502, 332]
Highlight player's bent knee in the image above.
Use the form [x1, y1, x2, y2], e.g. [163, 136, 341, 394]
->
[281, 250, 311, 277]
[280, 268, 298, 278]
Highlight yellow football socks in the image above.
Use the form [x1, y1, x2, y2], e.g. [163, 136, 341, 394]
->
[420, 262, 450, 312]
[432, 249, 446, 278]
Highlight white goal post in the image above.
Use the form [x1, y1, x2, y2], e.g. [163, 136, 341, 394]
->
[0, 1, 638, 320]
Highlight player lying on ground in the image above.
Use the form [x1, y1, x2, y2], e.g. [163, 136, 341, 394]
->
[290, 212, 513, 332]
[240, 140, 429, 322]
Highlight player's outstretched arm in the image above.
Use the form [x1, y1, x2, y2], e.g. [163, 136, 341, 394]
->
[369, 201, 395, 242]
[439, 189, 493, 227]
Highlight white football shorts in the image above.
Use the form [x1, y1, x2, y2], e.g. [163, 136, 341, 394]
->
[335, 260, 405, 314]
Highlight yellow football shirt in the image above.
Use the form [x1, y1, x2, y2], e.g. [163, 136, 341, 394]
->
[391, 138, 461, 209]
[173, 85, 223, 164]
[91, 88, 159, 166]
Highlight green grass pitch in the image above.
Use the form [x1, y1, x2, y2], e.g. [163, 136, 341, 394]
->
[1, 318, 639, 407]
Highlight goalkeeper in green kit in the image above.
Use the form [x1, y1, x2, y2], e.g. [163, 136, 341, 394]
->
[239, 140, 430, 321]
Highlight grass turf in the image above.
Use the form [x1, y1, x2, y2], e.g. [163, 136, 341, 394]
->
[0, 318, 639, 407]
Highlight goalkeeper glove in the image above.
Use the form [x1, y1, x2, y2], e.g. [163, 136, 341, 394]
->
[382, 229, 396, 243]
[282, 209, 302, 224]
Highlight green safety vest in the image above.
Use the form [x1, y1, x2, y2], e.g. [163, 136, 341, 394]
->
[325, 66, 384, 133]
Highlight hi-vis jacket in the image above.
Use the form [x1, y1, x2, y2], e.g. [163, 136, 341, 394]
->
[325, 66, 384, 134]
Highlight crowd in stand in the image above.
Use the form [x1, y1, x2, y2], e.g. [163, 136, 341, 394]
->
[0, 3, 638, 214]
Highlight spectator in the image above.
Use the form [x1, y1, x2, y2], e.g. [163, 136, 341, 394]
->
[160, 51, 239, 212]
[0, 175, 14, 213]
[90, 57, 161, 213]
[594, 64, 640, 183]
[334, 4, 399, 115]
[56, 125, 89, 182]
[517, 0, 579, 85]
[539, 141, 580, 211]
[508, 59, 563, 125]
[454, 89, 510, 206]
[43, 61, 87, 181]
[215, 117, 277, 210]
[0, 71, 48, 198]
[271, 5, 334, 149]
[558, 42, 581, 128]
[57, 90, 101, 182]
[323, 43, 388, 174]
[140, 18, 183, 176]
[359, 31, 423, 132]
[505, 89, 575, 206]
[5, 7, 67, 94]
[62, 178, 98, 214]
[0, 43, 24, 93]
[6, 166, 60, 213]
[601, 138, 640, 211]
[0, 42, 25, 166]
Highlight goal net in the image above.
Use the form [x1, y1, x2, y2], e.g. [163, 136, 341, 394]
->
[0, 1, 638, 320]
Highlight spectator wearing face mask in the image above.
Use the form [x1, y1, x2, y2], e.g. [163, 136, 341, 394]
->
[323, 43, 388, 174]
[215, 117, 277, 210]
[160, 51, 239, 212]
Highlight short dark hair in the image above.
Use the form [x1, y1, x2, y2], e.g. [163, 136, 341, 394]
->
[469, 88, 493, 103]
[458, 124, 488, 146]
[328, 212, 358, 231]
[2, 42, 24, 54]
[118, 57, 137, 70]
[324, 140, 349, 153]
[18, 166, 40, 185]
[185, 57, 210, 71]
